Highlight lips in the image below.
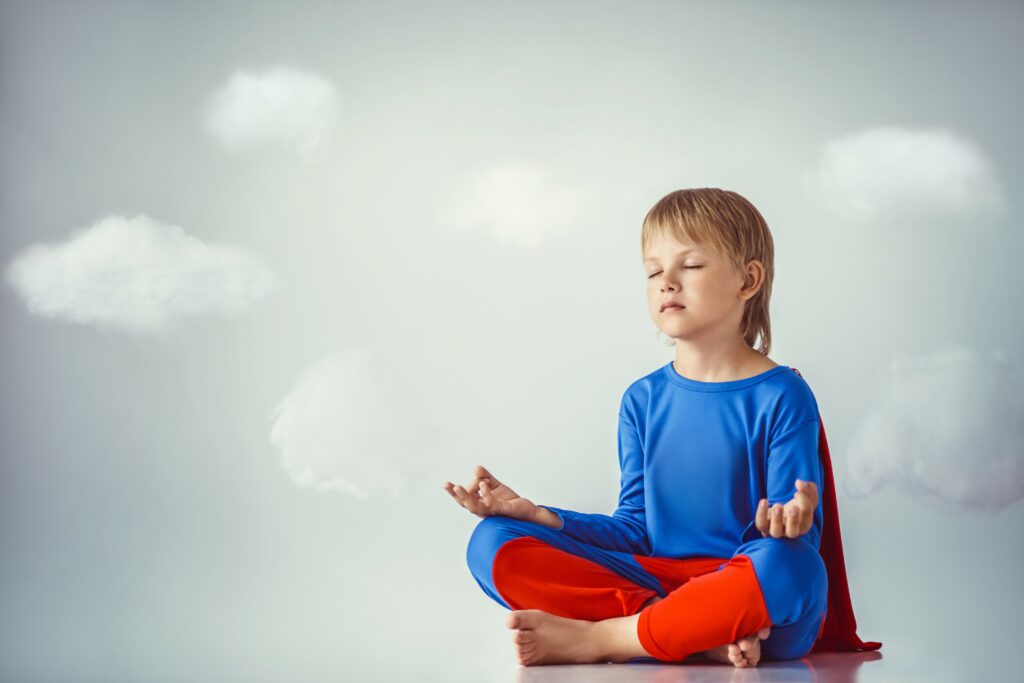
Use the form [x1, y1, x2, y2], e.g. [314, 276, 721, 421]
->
[661, 304, 685, 312]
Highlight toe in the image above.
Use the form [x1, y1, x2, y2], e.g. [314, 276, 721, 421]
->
[520, 647, 540, 666]
[507, 610, 540, 630]
[514, 630, 535, 644]
[517, 610, 542, 629]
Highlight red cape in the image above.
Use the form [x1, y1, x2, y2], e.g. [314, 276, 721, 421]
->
[791, 368, 882, 653]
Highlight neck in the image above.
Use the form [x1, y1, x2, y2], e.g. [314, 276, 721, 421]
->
[673, 336, 768, 383]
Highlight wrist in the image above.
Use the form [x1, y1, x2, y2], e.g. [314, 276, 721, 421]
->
[532, 504, 562, 529]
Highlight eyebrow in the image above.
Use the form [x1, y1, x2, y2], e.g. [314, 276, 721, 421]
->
[643, 249, 701, 264]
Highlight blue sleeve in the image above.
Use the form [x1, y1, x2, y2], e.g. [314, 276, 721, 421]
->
[766, 417, 824, 549]
[538, 410, 651, 555]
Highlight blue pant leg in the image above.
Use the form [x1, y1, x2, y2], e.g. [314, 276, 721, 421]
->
[466, 515, 663, 609]
[732, 536, 828, 660]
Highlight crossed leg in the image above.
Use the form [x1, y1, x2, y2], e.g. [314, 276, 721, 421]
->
[466, 516, 818, 666]
[639, 594, 771, 667]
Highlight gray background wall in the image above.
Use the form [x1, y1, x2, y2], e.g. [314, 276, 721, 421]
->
[2, 1, 1021, 681]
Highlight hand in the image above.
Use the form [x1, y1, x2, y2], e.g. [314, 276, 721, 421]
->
[755, 479, 818, 539]
[443, 465, 538, 522]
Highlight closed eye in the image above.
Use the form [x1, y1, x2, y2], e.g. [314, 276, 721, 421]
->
[647, 266, 702, 279]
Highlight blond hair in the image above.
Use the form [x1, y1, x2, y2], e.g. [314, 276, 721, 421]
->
[641, 188, 774, 355]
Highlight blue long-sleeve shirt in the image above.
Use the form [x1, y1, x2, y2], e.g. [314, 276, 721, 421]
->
[541, 361, 824, 559]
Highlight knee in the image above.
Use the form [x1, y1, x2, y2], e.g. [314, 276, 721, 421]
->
[766, 538, 826, 591]
[746, 539, 827, 627]
[466, 515, 534, 577]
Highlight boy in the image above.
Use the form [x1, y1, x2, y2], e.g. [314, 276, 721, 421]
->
[444, 188, 880, 666]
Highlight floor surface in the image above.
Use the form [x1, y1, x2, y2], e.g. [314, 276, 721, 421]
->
[476, 650, 952, 683]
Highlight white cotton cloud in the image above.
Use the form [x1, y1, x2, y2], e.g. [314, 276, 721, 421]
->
[269, 348, 442, 499]
[845, 343, 1024, 512]
[203, 66, 341, 158]
[435, 162, 591, 247]
[803, 126, 1006, 223]
[5, 213, 277, 334]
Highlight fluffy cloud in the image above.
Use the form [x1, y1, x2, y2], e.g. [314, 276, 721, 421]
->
[5, 213, 277, 334]
[203, 66, 341, 158]
[269, 348, 441, 498]
[804, 126, 1006, 223]
[436, 162, 591, 247]
[845, 343, 1024, 512]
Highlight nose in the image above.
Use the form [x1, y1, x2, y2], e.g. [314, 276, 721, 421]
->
[656, 275, 678, 291]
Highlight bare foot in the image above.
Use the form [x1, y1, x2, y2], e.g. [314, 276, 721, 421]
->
[701, 627, 771, 667]
[642, 595, 771, 667]
[506, 610, 603, 665]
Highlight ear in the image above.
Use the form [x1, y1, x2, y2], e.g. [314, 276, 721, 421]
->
[739, 260, 765, 300]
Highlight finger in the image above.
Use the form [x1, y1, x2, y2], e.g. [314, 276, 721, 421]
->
[785, 496, 815, 537]
[445, 481, 468, 505]
[791, 487, 815, 518]
[462, 476, 484, 500]
[476, 464, 499, 486]
[795, 479, 819, 507]
[444, 481, 463, 506]
[775, 504, 789, 538]
[784, 505, 800, 538]
[755, 498, 769, 536]
[478, 481, 495, 509]
[452, 484, 483, 514]
[798, 502, 817, 535]
[785, 502, 808, 533]
[451, 484, 470, 508]
[794, 507, 807, 538]
[802, 507, 815, 535]
[456, 481, 479, 507]
[769, 504, 785, 537]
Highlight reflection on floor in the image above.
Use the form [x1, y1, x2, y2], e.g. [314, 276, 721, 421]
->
[509, 651, 903, 683]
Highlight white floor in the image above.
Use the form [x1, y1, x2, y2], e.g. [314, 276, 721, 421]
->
[446, 649, 964, 683]
[509, 653, 885, 682]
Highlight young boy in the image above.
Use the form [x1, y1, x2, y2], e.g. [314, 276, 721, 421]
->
[444, 188, 880, 667]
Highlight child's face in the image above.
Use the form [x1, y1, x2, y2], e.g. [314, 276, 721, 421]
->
[643, 233, 750, 343]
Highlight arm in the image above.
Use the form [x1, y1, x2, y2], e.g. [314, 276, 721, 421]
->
[765, 418, 825, 547]
[534, 410, 651, 555]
